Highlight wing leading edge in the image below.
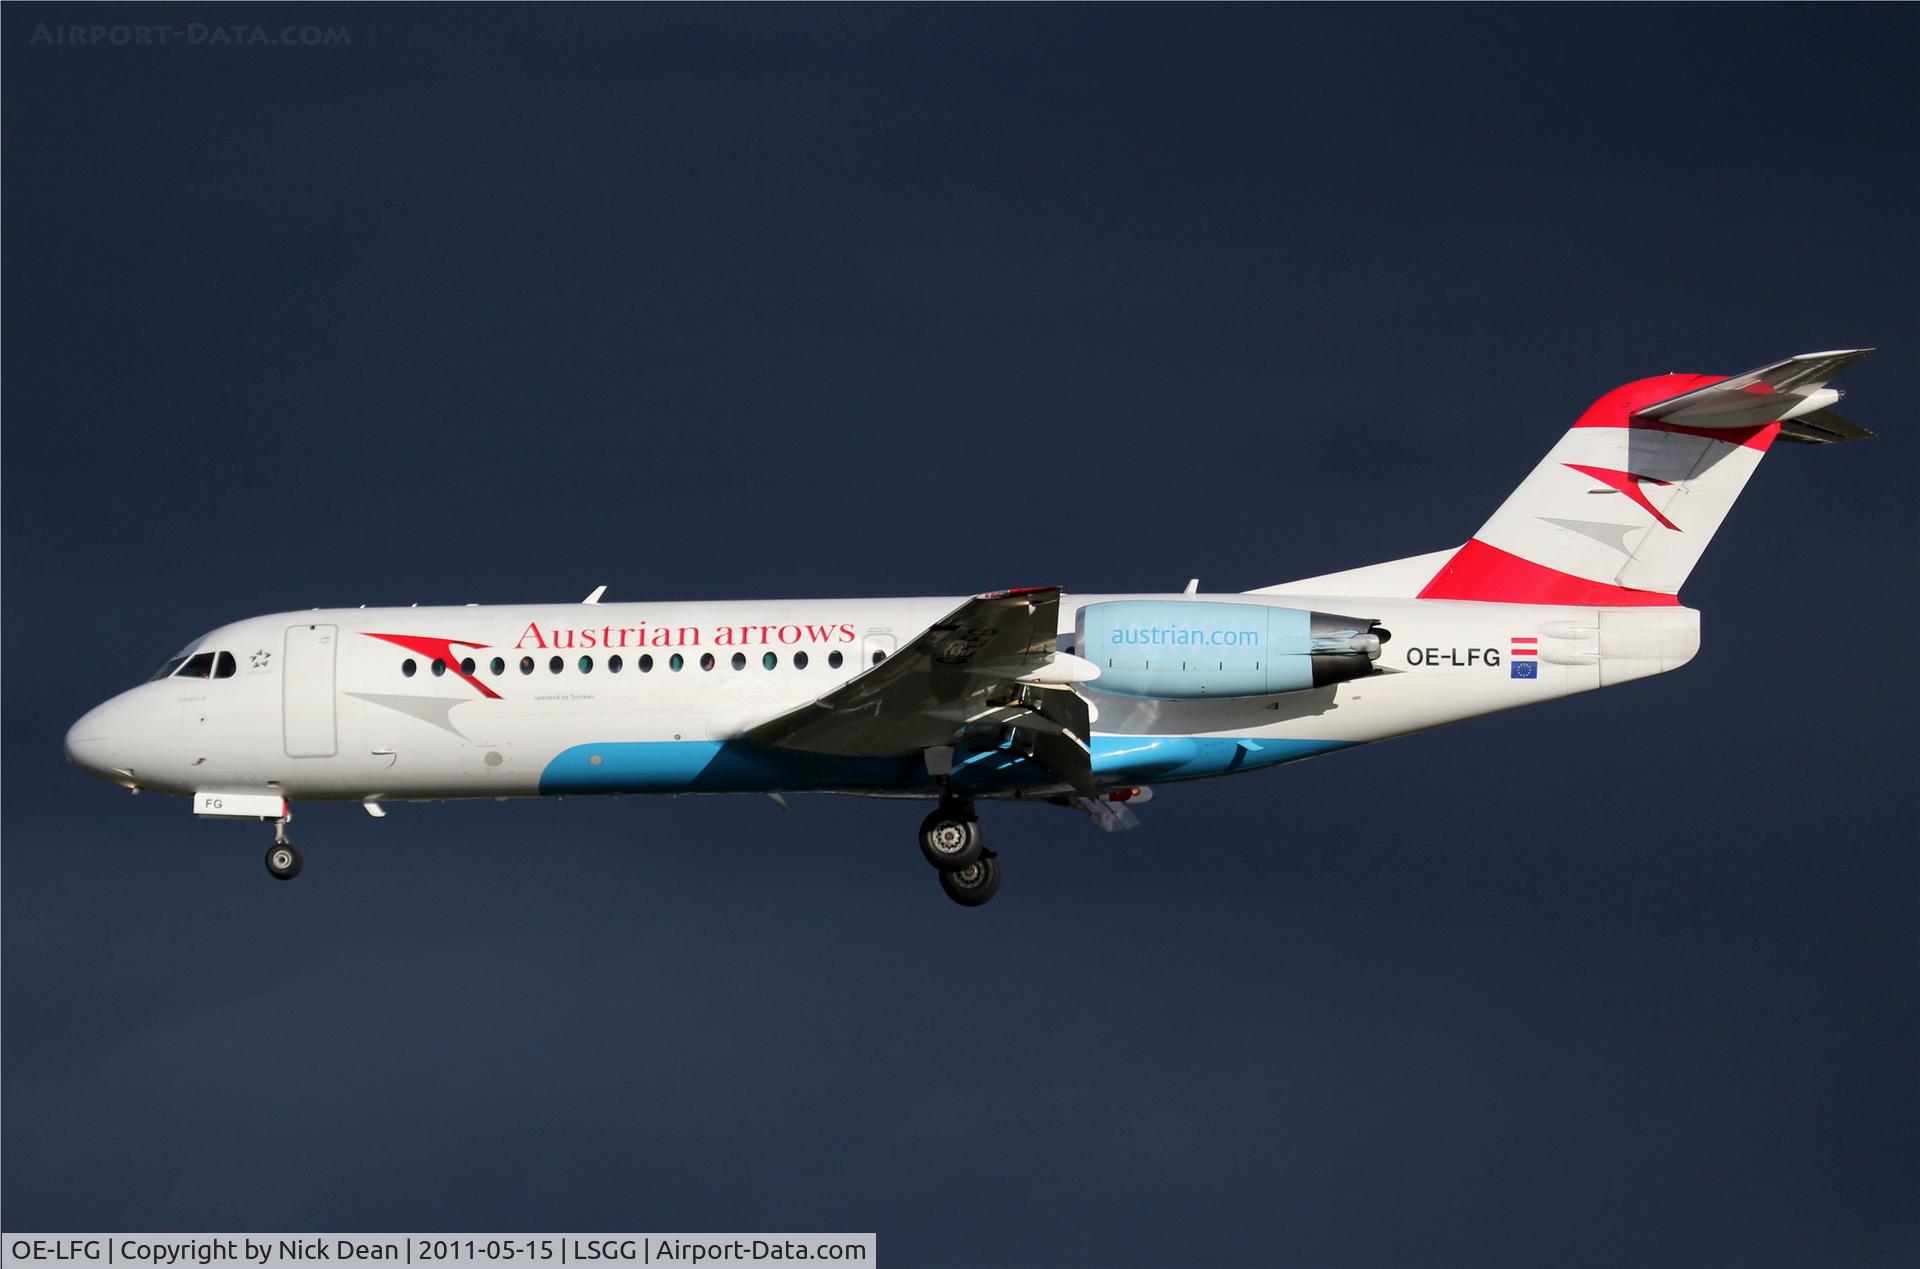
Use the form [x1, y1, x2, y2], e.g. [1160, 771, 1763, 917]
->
[744, 587, 1096, 795]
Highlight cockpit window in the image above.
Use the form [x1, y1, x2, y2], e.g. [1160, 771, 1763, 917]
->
[174, 652, 219, 678]
[214, 651, 237, 679]
[149, 656, 190, 682]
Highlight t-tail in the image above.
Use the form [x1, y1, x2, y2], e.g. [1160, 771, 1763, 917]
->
[1413, 350, 1874, 605]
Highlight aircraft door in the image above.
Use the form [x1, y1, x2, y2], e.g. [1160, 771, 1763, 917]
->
[283, 624, 338, 758]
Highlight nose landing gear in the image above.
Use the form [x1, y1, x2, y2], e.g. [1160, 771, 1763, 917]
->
[265, 817, 302, 881]
[266, 842, 303, 880]
[919, 799, 999, 907]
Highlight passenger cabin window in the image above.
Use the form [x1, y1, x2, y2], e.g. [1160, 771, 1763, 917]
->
[549, 656, 564, 674]
[669, 654, 684, 672]
[731, 652, 746, 671]
[460, 657, 476, 676]
[520, 656, 535, 675]
[793, 651, 809, 670]
[608, 655, 623, 674]
[578, 655, 594, 674]
[490, 657, 506, 676]
[639, 654, 654, 673]
[700, 653, 716, 672]
[402, 659, 418, 677]
[828, 651, 844, 670]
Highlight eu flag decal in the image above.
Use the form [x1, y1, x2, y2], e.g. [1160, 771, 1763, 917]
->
[1510, 636, 1537, 679]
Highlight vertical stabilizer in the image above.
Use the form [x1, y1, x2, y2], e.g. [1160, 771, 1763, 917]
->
[1418, 350, 1871, 605]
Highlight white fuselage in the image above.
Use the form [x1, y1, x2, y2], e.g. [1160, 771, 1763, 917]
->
[64, 591, 1700, 806]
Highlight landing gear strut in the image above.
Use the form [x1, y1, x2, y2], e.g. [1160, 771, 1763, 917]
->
[266, 817, 302, 881]
[919, 799, 999, 906]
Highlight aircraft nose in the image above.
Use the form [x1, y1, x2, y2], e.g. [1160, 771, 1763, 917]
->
[65, 703, 120, 778]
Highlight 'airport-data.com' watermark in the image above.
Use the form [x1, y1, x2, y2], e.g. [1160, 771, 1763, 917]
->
[28, 22, 350, 49]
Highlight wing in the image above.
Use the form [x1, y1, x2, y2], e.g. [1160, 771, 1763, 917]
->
[744, 587, 1096, 795]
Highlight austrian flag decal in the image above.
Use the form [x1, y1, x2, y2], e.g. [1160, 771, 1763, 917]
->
[1510, 636, 1538, 679]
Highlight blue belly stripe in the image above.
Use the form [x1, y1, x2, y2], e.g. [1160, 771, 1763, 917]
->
[1091, 734, 1355, 782]
[538, 735, 1356, 796]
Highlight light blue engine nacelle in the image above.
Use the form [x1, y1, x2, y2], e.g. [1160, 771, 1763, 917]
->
[1075, 601, 1381, 699]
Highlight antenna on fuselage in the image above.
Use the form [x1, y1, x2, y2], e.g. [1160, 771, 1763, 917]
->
[582, 585, 607, 604]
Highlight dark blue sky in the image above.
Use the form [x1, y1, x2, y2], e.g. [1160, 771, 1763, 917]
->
[5, 5, 1917, 1263]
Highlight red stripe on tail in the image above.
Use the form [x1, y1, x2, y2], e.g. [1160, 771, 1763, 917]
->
[1417, 539, 1680, 606]
[1569, 374, 1782, 451]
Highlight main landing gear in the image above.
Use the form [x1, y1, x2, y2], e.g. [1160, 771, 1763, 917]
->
[919, 800, 1000, 907]
[265, 818, 302, 881]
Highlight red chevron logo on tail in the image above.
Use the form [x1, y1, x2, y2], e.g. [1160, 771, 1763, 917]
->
[1563, 463, 1680, 531]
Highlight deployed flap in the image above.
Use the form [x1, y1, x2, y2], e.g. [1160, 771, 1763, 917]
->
[745, 587, 1095, 794]
[1023, 688, 1095, 797]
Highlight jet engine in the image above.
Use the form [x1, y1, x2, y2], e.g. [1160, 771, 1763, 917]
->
[1075, 600, 1381, 699]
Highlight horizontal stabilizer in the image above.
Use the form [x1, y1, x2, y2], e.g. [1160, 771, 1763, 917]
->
[1635, 348, 1872, 431]
[1779, 407, 1875, 445]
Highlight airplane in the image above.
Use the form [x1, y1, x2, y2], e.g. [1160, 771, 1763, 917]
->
[65, 350, 1874, 905]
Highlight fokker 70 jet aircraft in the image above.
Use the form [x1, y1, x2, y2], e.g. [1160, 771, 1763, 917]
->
[67, 351, 1873, 905]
